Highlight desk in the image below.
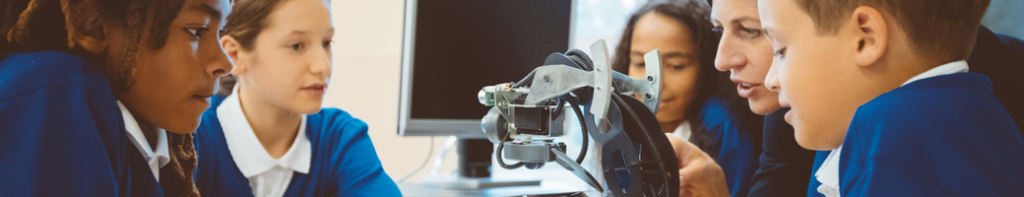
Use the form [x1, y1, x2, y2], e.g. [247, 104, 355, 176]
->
[399, 167, 604, 197]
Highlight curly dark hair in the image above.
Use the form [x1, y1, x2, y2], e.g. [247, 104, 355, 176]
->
[611, 0, 761, 154]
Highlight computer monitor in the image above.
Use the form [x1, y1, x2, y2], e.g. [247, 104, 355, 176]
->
[398, 0, 575, 137]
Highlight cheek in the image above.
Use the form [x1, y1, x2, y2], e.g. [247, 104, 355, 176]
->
[749, 44, 775, 79]
[628, 66, 646, 79]
[138, 48, 202, 93]
[664, 67, 701, 101]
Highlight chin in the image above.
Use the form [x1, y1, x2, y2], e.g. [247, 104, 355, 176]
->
[297, 104, 323, 114]
[793, 125, 845, 150]
[748, 98, 781, 115]
[164, 119, 201, 134]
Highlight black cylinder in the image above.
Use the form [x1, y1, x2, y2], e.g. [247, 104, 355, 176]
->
[458, 138, 494, 178]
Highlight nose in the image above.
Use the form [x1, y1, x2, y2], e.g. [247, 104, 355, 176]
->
[309, 44, 333, 79]
[714, 33, 746, 72]
[764, 58, 781, 92]
[205, 38, 233, 78]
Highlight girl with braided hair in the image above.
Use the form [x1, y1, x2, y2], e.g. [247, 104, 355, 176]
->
[0, 0, 232, 196]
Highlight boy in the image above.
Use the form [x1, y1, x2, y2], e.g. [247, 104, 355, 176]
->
[757, 0, 1024, 196]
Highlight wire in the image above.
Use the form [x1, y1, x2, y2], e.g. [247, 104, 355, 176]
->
[613, 94, 678, 196]
[430, 136, 458, 175]
[496, 132, 525, 170]
[568, 99, 589, 164]
[397, 136, 434, 182]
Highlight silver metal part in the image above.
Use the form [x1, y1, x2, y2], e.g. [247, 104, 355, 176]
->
[642, 49, 662, 114]
[524, 65, 594, 105]
[609, 48, 662, 115]
[589, 40, 613, 132]
[482, 107, 508, 144]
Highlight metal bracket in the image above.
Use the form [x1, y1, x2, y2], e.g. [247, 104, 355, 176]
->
[642, 49, 662, 114]
[589, 40, 613, 133]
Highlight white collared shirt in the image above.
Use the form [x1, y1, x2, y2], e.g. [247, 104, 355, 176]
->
[218, 85, 312, 197]
[815, 60, 969, 197]
[117, 101, 170, 181]
[671, 121, 692, 141]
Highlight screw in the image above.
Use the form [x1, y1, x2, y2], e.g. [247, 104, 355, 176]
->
[596, 87, 602, 91]
[543, 75, 550, 83]
[645, 94, 651, 99]
[647, 76, 654, 81]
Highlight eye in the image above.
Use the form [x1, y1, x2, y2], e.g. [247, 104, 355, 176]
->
[741, 28, 762, 38]
[185, 27, 210, 40]
[322, 40, 332, 48]
[635, 62, 646, 68]
[773, 47, 787, 59]
[711, 26, 724, 33]
[670, 64, 685, 70]
[289, 43, 304, 51]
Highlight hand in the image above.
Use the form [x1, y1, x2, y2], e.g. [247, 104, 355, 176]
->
[665, 134, 730, 197]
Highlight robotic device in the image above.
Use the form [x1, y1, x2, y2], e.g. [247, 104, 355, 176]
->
[478, 40, 679, 197]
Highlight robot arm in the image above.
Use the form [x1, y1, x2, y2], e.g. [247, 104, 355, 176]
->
[477, 40, 678, 197]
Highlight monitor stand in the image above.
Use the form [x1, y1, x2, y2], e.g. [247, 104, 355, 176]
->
[422, 138, 541, 189]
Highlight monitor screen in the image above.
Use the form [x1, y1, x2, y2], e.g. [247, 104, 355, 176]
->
[399, 0, 573, 136]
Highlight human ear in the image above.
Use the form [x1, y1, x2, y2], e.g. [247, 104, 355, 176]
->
[849, 6, 888, 67]
[220, 35, 246, 75]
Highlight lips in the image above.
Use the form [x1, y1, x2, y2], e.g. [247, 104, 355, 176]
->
[303, 83, 327, 97]
[736, 82, 760, 98]
[302, 83, 326, 90]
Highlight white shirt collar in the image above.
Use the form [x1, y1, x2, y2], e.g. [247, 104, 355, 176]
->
[815, 60, 970, 197]
[218, 85, 312, 178]
[117, 101, 170, 180]
[815, 146, 843, 197]
[902, 60, 970, 86]
[671, 121, 692, 141]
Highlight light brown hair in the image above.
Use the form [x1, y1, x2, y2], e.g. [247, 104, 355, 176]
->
[793, 0, 991, 63]
[216, 0, 285, 95]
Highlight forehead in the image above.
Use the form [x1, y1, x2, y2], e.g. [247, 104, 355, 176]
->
[264, 0, 332, 31]
[757, 0, 798, 29]
[181, 0, 231, 20]
[711, 0, 760, 22]
[632, 13, 694, 48]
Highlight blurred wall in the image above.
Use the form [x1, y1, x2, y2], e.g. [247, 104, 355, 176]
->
[982, 0, 1024, 39]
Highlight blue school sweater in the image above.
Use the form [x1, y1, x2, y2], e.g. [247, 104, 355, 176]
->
[0, 51, 162, 196]
[696, 96, 762, 197]
[807, 73, 1024, 196]
[194, 95, 401, 197]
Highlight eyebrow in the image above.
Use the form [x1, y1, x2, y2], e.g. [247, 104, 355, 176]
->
[188, 4, 222, 19]
[631, 51, 692, 58]
[731, 16, 761, 25]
